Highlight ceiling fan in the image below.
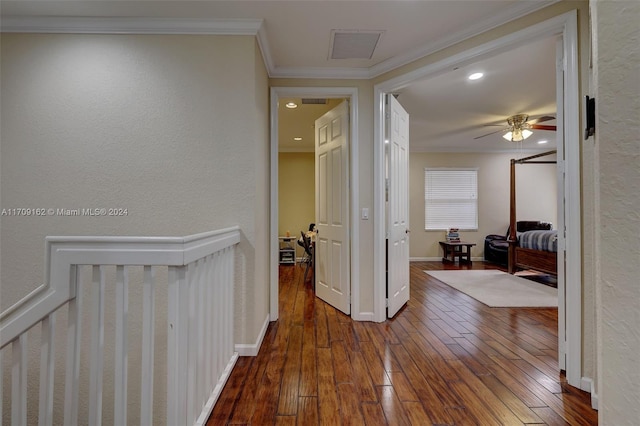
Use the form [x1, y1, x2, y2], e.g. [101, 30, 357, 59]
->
[474, 114, 556, 142]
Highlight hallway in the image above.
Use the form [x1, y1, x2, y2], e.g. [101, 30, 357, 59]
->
[208, 261, 596, 425]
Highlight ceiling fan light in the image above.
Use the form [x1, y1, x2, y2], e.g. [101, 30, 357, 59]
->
[522, 129, 533, 139]
[512, 128, 524, 142]
[503, 131, 513, 141]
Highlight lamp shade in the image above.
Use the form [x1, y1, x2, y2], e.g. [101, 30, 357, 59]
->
[503, 128, 533, 142]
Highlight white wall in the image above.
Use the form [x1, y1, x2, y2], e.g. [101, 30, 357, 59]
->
[591, 0, 640, 423]
[1, 33, 269, 424]
[409, 152, 557, 259]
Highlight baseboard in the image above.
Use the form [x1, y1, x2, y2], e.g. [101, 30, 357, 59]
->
[235, 314, 270, 357]
[581, 376, 599, 410]
[194, 352, 239, 426]
[353, 311, 375, 321]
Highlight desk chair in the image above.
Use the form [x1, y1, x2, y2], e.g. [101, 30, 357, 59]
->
[299, 231, 314, 285]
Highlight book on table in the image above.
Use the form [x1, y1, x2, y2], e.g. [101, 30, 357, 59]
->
[446, 228, 461, 243]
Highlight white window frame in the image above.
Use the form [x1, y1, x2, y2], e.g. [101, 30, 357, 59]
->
[424, 168, 478, 231]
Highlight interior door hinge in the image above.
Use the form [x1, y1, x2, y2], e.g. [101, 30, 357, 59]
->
[385, 298, 389, 308]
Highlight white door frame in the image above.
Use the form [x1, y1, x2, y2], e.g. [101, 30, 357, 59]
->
[373, 11, 582, 388]
[270, 87, 360, 321]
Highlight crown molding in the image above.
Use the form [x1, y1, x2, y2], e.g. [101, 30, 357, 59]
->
[270, 66, 370, 80]
[0, 16, 264, 35]
[255, 21, 275, 77]
[1, 0, 558, 80]
[268, 0, 559, 80]
[367, 0, 558, 78]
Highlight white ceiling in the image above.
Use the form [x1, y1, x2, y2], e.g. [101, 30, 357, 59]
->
[397, 35, 558, 152]
[1, 0, 559, 152]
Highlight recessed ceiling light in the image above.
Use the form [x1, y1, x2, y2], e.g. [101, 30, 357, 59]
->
[538, 140, 549, 144]
[468, 72, 484, 81]
[285, 102, 298, 109]
[294, 137, 303, 141]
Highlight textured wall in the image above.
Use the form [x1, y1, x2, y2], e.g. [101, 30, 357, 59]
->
[591, 0, 640, 423]
[0, 33, 269, 424]
[409, 152, 557, 259]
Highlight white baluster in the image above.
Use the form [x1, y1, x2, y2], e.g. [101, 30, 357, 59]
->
[0, 347, 3, 424]
[210, 253, 219, 384]
[220, 249, 227, 367]
[196, 258, 205, 410]
[140, 265, 156, 426]
[186, 262, 197, 426]
[167, 265, 187, 425]
[114, 265, 129, 426]
[11, 334, 27, 426]
[89, 265, 106, 426]
[38, 313, 56, 426]
[0, 349, 4, 426]
[224, 247, 233, 365]
[64, 265, 82, 426]
[204, 254, 213, 398]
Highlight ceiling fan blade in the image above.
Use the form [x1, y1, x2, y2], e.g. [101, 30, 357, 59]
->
[529, 115, 555, 124]
[474, 128, 507, 139]
[530, 124, 556, 131]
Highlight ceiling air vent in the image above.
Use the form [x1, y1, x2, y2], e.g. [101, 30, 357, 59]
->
[301, 98, 327, 105]
[329, 29, 384, 60]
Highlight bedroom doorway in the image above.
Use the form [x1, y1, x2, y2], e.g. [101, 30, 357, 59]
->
[373, 12, 582, 388]
[269, 87, 360, 321]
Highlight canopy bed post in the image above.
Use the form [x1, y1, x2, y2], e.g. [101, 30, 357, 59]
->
[508, 158, 517, 274]
[508, 150, 558, 276]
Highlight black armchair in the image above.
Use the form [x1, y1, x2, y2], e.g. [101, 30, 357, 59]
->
[484, 221, 552, 265]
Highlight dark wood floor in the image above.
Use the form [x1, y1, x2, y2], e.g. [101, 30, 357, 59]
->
[208, 261, 597, 425]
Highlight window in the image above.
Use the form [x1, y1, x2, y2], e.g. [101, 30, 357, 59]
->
[425, 168, 478, 230]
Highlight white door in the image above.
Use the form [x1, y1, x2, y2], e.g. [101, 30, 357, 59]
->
[315, 101, 350, 315]
[387, 96, 410, 318]
[555, 38, 567, 371]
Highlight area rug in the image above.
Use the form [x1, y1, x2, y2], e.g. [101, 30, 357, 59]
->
[424, 270, 557, 307]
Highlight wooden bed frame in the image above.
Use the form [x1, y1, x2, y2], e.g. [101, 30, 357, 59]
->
[507, 150, 558, 276]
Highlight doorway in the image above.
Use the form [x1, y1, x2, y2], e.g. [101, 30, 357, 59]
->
[269, 87, 360, 321]
[373, 11, 582, 388]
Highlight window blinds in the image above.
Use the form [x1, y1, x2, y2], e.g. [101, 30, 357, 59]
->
[425, 169, 478, 230]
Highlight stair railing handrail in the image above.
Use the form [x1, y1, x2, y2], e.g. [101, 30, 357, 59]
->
[0, 226, 240, 349]
[1, 226, 240, 426]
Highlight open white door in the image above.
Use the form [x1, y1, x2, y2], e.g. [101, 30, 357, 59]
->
[387, 96, 410, 318]
[555, 38, 567, 371]
[315, 101, 350, 315]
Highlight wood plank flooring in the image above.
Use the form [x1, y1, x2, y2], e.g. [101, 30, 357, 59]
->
[208, 261, 597, 425]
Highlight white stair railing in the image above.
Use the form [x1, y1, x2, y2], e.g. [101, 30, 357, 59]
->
[0, 227, 240, 426]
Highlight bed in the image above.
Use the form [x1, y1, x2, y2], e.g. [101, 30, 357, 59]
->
[507, 150, 558, 276]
